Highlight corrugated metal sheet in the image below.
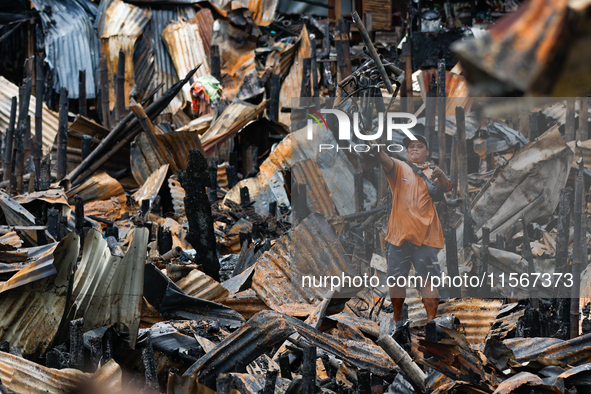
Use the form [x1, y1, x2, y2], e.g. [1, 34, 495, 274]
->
[176, 269, 229, 301]
[0, 232, 79, 357]
[220, 288, 270, 320]
[0, 76, 59, 154]
[279, 25, 310, 127]
[0, 350, 88, 394]
[91, 359, 123, 391]
[68, 115, 110, 149]
[291, 159, 337, 218]
[99, 0, 150, 110]
[168, 174, 186, 219]
[492, 371, 562, 394]
[132, 163, 169, 206]
[66, 171, 125, 204]
[201, 100, 266, 156]
[161, 11, 211, 103]
[0, 190, 55, 245]
[0, 248, 57, 293]
[223, 130, 290, 216]
[32, 0, 99, 99]
[252, 213, 359, 310]
[14, 189, 71, 210]
[0, 231, 22, 250]
[71, 227, 149, 348]
[505, 333, 591, 366]
[209, 0, 278, 25]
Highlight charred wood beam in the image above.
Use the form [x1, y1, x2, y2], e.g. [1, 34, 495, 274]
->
[463, 195, 475, 246]
[263, 369, 279, 394]
[74, 195, 84, 248]
[437, 59, 447, 173]
[3, 97, 17, 182]
[216, 374, 232, 394]
[115, 50, 126, 122]
[443, 207, 460, 298]
[302, 345, 317, 394]
[79, 70, 87, 118]
[69, 318, 84, 370]
[377, 331, 426, 393]
[81, 135, 92, 161]
[521, 214, 538, 308]
[142, 335, 159, 393]
[425, 75, 437, 158]
[572, 157, 584, 338]
[357, 369, 371, 394]
[211, 45, 221, 82]
[565, 98, 576, 142]
[455, 106, 468, 199]
[56, 87, 69, 181]
[279, 353, 291, 379]
[579, 97, 589, 141]
[310, 34, 318, 96]
[301, 58, 312, 97]
[402, 43, 414, 113]
[99, 54, 110, 129]
[354, 170, 364, 213]
[35, 54, 43, 186]
[267, 73, 280, 122]
[180, 149, 220, 281]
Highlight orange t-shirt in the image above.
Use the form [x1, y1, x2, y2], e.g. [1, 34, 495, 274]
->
[384, 158, 444, 249]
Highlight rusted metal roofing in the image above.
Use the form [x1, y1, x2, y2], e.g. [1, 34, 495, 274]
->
[0, 350, 88, 394]
[0, 76, 58, 154]
[223, 131, 290, 216]
[492, 371, 562, 394]
[66, 171, 125, 204]
[68, 115, 110, 149]
[32, 0, 99, 99]
[201, 100, 266, 156]
[471, 126, 573, 241]
[99, 0, 150, 110]
[132, 163, 169, 206]
[291, 159, 337, 218]
[0, 231, 22, 250]
[161, 11, 211, 103]
[14, 189, 71, 211]
[219, 288, 270, 320]
[0, 232, 79, 357]
[504, 333, 591, 366]
[279, 25, 310, 127]
[168, 174, 186, 219]
[71, 227, 149, 348]
[407, 298, 503, 347]
[0, 247, 57, 293]
[0, 191, 55, 245]
[252, 213, 358, 310]
[176, 269, 229, 301]
[91, 359, 123, 392]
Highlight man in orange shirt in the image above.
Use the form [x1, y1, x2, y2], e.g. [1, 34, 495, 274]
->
[376, 134, 452, 326]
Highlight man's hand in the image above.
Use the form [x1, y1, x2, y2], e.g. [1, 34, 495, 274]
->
[430, 166, 451, 191]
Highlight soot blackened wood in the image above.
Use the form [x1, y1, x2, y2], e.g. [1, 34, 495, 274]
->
[180, 149, 220, 281]
[74, 195, 85, 248]
[79, 70, 87, 117]
[2, 97, 16, 182]
[302, 345, 317, 394]
[56, 87, 69, 181]
[69, 318, 84, 370]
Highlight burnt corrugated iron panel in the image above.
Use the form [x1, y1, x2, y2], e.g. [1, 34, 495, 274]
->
[0, 350, 88, 394]
[32, 0, 99, 99]
[0, 76, 58, 154]
[252, 213, 358, 310]
[220, 288, 270, 320]
[0, 191, 55, 245]
[176, 269, 229, 301]
[68, 115, 110, 149]
[14, 189, 71, 210]
[201, 100, 266, 156]
[407, 298, 503, 346]
[99, 0, 150, 110]
[291, 159, 337, 218]
[0, 231, 23, 250]
[66, 171, 125, 204]
[133, 163, 169, 206]
[168, 174, 186, 219]
[505, 334, 591, 366]
[0, 250, 57, 293]
[91, 359, 123, 391]
[71, 227, 149, 348]
[161, 11, 211, 103]
[0, 232, 79, 358]
[247, 0, 279, 25]
[492, 371, 563, 394]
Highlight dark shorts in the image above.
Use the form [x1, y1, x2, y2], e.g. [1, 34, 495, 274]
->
[386, 241, 441, 280]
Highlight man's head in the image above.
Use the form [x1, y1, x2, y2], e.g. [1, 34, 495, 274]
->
[403, 134, 429, 164]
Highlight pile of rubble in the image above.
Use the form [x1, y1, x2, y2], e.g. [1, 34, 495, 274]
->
[2, 0, 591, 393]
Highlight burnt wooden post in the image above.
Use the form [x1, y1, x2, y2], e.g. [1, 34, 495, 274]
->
[263, 369, 279, 394]
[301, 58, 312, 97]
[39, 154, 50, 191]
[580, 97, 589, 141]
[572, 157, 585, 338]
[455, 106, 468, 199]
[355, 170, 364, 212]
[75, 195, 85, 248]
[216, 374, 232, 394]
[425, 75, 437, 157]
[443, 207, 461, 298]
[99, 54, 110, 129]
[3, 97, 17, 182]
[267, 73, 280, 122]
[142, 334, 159, 393]
[79, 70, 87, 117]
[402, 42, 414, 113]
[69, 318, 84, 370]
[240, 186, 250, 206]
[529, 112, 540, 141]
[12, 78, 33, 194]
[115, 50, 126, 122]
[302, 345, 317, 394]
[310, 34, 318, 97]
[437, 59, 447, 173]
[35, 55, 43, 186]
[89, 336, 102, 371]
[565, 98, 576, 142]
[555, 187, 572, 293]
[335, 18, 352, 81]
[180, 149, 220, 280]
[521, 214, 538, 308]
[269, 200, 277, 217]
[278, 353, 291, 379]
[211, 45, 221, 82]
[357, 369, 371, 394]
[226, 165, 238, 189]
[81, 135, 92, 161]
[208, 160, 218, 204]
[56, 87, 69, 181]
[463, 196, 475, 246]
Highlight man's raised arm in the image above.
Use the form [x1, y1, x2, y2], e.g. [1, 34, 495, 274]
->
[377, 149, 395, 174]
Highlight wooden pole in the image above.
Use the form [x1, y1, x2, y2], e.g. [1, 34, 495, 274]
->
[56, 87, 69, 180]
[302, 345, 317, 394]
[115, 50, 126, 122]
[455, 106, 468, 199]
[35, 54, 43, 186]
[437, 59, 447, 173]
[521, 214, 539, 308]
[79, 70, 87, 118]
[377, 330, 426, 392]
[579, 97, 588, 141]
[210, 45, 221, 82]
[571, 157, 584, 338]
[402, 42, 414, 113]
[565, 98, 576, 142]
[99, 53, 111, 129]
[425, 75, 437, 158]
[3, 97, 17, 182]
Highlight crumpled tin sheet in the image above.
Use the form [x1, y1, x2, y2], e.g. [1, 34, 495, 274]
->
[0, 232, 79, 357]
[71, 227, 149, 348]
[491, 371, 563, 394]
[0, 76, 58, 154]
[291, 158, 337, 218]
[168, 174, 186, 220]
[504, 333, 591, 367]
[66, 171, 125, 204]
[133, 163, 169, 206]
[0, 190, 55, 245]
[99, 0, 150, 111]
[176, 269, 229, 301]
[279, 25, 310, 127]
[0, 350, 88, 394]
[14, 189, 72, 216]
